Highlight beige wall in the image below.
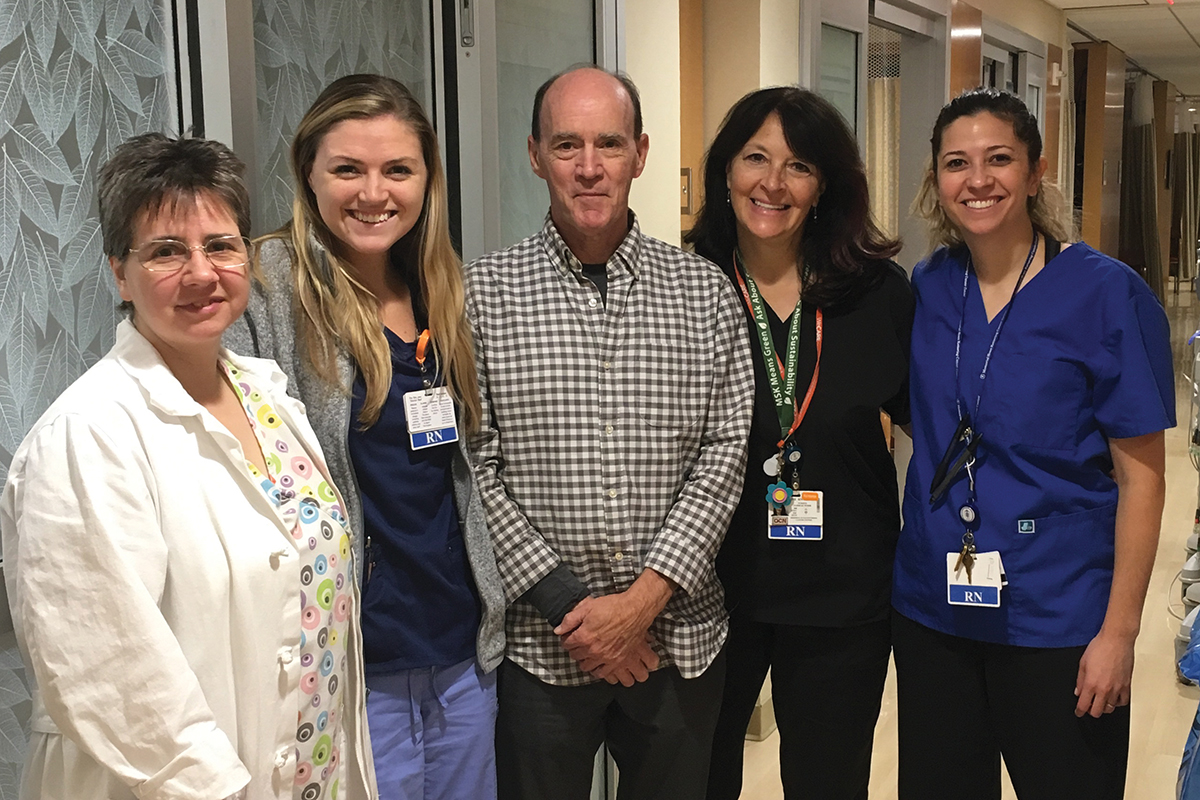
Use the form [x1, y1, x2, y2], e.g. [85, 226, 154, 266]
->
[760, 0, 801, 88]
[626, 0, 683, 245]
[967, 0, 1066, 51]
[703, 0, 761, 143]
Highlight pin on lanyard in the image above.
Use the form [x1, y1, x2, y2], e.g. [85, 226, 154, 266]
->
[415, 329, 434, 392]
[930, 231, 1039, 506]
[732, 251, 823, 462]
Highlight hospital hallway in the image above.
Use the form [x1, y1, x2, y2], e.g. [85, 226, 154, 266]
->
[736, 284, 1200, 800]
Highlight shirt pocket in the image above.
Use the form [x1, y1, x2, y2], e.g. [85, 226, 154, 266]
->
[630, 343, 707, 430]
[987, 353, 1085, 451]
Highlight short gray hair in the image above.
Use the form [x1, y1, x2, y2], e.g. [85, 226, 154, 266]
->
[97, 133, 250, 260]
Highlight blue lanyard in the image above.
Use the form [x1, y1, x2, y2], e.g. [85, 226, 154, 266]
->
[953, 231, 1040, 426]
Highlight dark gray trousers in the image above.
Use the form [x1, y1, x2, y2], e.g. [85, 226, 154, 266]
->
[495, 650, 726, 800]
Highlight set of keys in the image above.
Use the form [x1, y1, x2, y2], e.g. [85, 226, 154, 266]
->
[954, 464, 980, 583]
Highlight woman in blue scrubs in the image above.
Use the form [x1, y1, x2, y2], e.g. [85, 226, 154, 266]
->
[892, 88, 1174, 799]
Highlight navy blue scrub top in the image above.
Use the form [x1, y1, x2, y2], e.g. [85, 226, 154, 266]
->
[892, 242, 1174, 648]
[349, 327, 481, 672]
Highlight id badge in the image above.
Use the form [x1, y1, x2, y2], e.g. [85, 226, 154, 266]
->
[767, 490, 823, 540]
[945, 551, 1005, 607]
[402, 386, 459, 450]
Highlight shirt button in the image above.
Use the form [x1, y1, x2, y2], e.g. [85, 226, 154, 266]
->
[602, 361, 611, 370]
[614, 551, 624, 561]
[588, 298, 598, 308]
[607, 488, 618, 499]
[604, 424, 613, 434]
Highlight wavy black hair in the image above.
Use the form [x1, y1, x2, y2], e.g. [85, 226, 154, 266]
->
[684, 86, 899, 307]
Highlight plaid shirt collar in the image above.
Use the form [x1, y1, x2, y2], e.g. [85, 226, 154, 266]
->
[536, 209, 644, 281]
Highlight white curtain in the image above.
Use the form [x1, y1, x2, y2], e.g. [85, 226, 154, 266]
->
[866, 77, 900, 240]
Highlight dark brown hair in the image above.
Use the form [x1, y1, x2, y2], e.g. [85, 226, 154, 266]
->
[685, 86, 900, 307]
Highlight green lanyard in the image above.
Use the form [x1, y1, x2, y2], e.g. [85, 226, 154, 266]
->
[733, 250, 804, 438]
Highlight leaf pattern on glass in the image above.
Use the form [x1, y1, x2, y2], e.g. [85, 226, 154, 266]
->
[9, 151, 57, 237]
[105, 0, 135, 33]
[11, 123, 74, 184]
[57, 156, 94, 244]
[0, 56, 23, 137]
[74, 265, 111, 352]
[64, 218, 102, 286]
[13, 233, 49, 333]
[0, 147, 17, 267]
[0, 670, 28, 710]
[49, 49, 81, 142]
[0, 0, 20, 53]
[4, 301, 35, 405]
[75, 65, 103, 156]
[60, 0, 96, 65]
[45, 241, 74, 333]
[113, 28, 161, 77]
[30, 332, 68, 424]
[27, 0, 57, 67]
[0, 4, 175, 774]
[20, 45, 55, 136]
[251, 0, 430, 234]
[95, 35, 141, 114]
[0, 706, 22, 765]
[0, 760, 16, 800]
[0, 377, 19, 461]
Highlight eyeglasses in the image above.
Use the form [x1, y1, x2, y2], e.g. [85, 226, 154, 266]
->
[129, 235, 251, 273]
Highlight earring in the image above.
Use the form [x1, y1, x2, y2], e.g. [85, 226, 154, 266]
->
[811, 204, 818, 221]
[726, 189, 731, 205]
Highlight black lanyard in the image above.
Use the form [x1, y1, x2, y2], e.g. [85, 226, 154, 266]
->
[930, 231, 1039, 506]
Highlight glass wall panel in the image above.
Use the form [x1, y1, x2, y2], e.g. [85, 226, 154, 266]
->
[866, 24, 901, 239]
[820, 24, 858, 134]
[0, 0, 178, 781]
[0, 0, 176, 484]
[251, 0, 433, 235]
[495, 0, 595, 248]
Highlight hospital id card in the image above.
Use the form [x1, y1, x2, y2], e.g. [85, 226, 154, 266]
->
[402, 386, 459, 450]
[945, 551, 1006, 607]
[767, 490, 823, 540]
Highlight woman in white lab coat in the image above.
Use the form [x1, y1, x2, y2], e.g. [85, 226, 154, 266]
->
[1, 133, 376, 800]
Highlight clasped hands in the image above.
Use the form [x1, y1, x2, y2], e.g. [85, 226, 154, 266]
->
[553, 570, 674, 687]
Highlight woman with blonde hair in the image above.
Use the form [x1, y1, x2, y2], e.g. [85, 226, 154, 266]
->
[892, 88, 1172, 799]
[226, 73, 505, 800]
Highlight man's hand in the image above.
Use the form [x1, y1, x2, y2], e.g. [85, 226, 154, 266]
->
[587, 637, 661, 687]
[554, 570, 675, 681]
[1074, 628, 1135, 718]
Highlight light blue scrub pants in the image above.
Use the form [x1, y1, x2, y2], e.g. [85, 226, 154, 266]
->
[366, 657, 498, 800]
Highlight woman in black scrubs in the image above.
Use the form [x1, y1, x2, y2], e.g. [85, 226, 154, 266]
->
[686, 87, 913, 800]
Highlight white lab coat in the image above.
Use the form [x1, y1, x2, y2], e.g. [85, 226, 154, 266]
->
[1, 320, 377, 800]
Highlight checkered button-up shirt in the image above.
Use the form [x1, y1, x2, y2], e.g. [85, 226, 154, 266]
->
[465, 214, 755, 686]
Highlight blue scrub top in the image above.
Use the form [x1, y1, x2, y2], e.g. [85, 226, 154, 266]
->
[349, 328, 481, 672]
[892, 242, 1174, 647]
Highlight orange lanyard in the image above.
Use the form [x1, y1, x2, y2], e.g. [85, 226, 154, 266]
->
[415, 329, 432, 389]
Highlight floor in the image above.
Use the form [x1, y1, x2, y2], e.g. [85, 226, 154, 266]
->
[738, 287, 1200, 800]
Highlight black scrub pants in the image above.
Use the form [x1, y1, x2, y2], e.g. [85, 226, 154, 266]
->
[705, 616, 892, 800]
[892, 612, 1129, 800]
[495, 650, 726, 800]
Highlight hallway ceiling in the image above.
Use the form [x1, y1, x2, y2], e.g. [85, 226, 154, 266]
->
[1045, 0, 1200, 97]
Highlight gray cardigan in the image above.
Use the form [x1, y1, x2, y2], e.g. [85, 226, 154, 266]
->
[224, 237, 505, 672]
